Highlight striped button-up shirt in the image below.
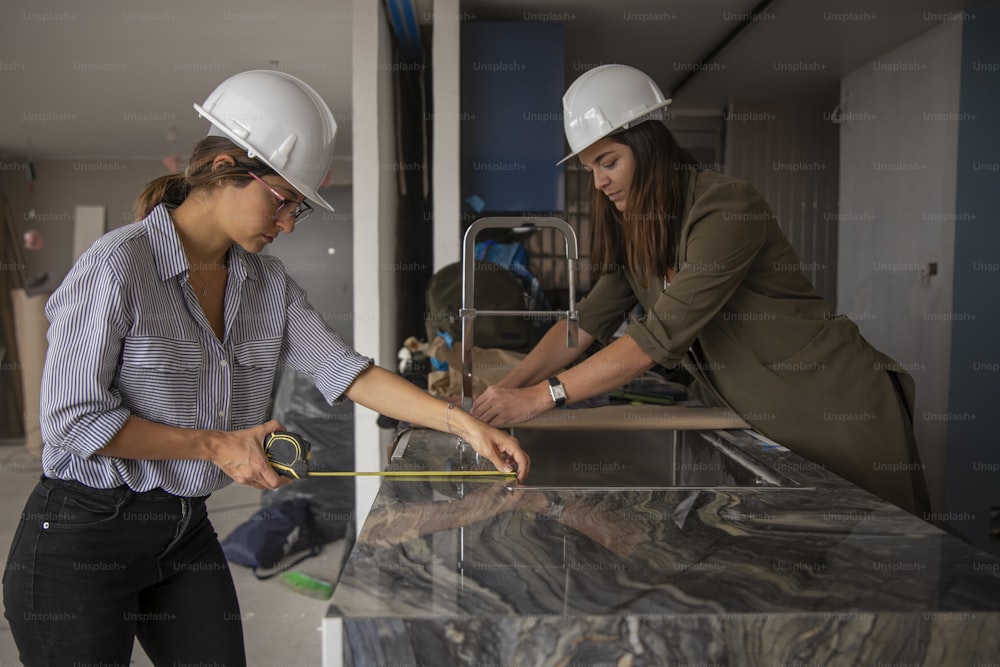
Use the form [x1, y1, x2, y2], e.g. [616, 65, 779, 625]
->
[40, 204, 372, 496]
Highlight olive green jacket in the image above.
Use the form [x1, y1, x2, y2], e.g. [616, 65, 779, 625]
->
[577, 170, 928, 515]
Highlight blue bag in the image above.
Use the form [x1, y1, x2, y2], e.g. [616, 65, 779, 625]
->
[220, 498, 321, 579]
[474, 240, 553, 340]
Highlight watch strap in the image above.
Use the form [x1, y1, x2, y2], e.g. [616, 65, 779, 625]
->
[547, 376, 566, 407]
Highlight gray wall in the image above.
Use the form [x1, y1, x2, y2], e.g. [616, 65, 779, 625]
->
[837, 21, 962, 521]
[1, 158, 165, 291]
[725, 103, 840, 304]
[0, 161, 354, 342]
[262, 189, 355, 346]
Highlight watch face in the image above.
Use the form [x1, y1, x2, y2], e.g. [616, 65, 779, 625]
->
[549, 379, 566, 403]
[548, 377, 566, 405]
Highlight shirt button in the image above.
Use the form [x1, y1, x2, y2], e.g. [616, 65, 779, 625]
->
[217, 410, 225, 418]
[220, 360, 228, 368]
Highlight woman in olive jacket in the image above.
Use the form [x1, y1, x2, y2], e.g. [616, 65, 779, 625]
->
[472, 65, 930, 516]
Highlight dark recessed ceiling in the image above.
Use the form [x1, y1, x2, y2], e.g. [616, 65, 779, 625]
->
[0, 0, 979, 160]
[463, 0, 974, 110]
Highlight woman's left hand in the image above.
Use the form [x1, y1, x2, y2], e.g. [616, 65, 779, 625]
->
[343, 365, 533, 479]
[471, 384, 550, 427]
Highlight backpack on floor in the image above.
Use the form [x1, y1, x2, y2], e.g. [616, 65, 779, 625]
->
[424, 260, 536, 352]
[221, 498, 321, 580]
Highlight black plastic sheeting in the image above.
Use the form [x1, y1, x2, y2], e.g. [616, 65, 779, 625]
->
[262, 364, 356, 546]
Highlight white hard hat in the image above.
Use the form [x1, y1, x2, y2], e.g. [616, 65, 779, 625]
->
[194, 70, 338, 211]
[558, 64, 672, 165]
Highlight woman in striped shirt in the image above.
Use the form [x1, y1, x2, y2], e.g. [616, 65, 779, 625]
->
[3, 70, 528, 667]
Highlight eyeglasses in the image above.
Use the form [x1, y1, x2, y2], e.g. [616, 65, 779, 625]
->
[247, 172, 313, 224]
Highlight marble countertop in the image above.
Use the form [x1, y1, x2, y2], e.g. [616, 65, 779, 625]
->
[327, 412, 1000, 665]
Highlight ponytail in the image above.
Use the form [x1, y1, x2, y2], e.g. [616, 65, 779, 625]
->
[133, 174, 190, 220]
[131, 136, 276, 221]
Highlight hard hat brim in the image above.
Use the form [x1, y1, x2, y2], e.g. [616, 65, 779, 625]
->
[556, 97, 672, 166]
[194, 102, 336, 213]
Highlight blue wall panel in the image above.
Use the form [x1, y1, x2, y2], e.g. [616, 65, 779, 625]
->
[947, 9, 1000, 554]
[461, 22, 565, 213]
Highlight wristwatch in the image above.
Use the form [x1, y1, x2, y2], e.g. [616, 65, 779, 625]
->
[547, 376, 567, 407]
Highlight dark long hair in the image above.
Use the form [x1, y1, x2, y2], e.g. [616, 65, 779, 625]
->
[133, 136, 277, 220]
[589, 121, 699, 288]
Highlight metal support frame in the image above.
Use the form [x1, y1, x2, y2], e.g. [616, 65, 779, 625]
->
[460, 217, 580, 408]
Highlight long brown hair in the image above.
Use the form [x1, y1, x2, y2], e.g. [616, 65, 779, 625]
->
[133, 136, 277, 220]
[589, 121, 699, 288]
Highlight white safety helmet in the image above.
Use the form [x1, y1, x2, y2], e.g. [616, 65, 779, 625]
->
[558, 64, 672, 165]
[194, 69, 338, 211]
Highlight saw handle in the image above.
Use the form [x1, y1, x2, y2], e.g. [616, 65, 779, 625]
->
[263, 431, 311, 480]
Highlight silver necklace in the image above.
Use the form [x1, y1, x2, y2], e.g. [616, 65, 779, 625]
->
[189, 268, 224, 297]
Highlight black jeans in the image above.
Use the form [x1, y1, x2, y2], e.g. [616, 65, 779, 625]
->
[3, 476, 246, 667]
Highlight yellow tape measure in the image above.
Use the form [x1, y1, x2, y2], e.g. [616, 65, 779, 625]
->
[264, 431, 515, 480]
[306, 470, 515, 477]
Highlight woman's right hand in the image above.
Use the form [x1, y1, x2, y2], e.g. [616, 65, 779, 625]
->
[471, 383, 552, 427]
[210, 419, 292, 490]
[454, 411, 531, 482]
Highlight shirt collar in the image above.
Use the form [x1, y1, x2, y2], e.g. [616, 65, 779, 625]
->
[144, 203, 257, 283]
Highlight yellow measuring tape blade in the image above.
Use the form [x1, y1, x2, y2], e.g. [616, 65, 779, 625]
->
[307, 470, 516, 478]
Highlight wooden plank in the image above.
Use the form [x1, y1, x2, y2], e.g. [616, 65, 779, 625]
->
[512, 405, 750, 431]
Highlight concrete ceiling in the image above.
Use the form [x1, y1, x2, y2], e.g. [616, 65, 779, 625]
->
[0, 0, 978, 161]
[0, 0, 355, 161]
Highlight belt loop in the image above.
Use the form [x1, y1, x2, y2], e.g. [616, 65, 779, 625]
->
[119, 487, 135, 509]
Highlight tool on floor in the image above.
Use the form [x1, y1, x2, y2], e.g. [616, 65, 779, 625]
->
[279, 570, 334, 600]
[263, 431, 516, 480]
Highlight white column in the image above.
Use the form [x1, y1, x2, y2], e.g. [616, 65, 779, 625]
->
[351, 0, 396, 539]
[432, 0, 462, 271]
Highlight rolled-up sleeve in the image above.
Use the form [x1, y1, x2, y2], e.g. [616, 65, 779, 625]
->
[41, 255, 132, 459]
[279, 276, 372, 404]
[576, 270, 639, 345]
[625, 181, 768, 367]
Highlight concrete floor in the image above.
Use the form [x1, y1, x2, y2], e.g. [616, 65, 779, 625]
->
[0, 439, 344, 666]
